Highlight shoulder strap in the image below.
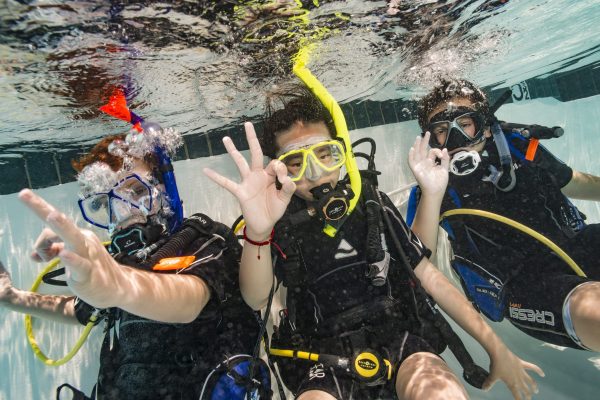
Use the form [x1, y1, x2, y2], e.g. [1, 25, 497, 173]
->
[406, 186, 420, 227]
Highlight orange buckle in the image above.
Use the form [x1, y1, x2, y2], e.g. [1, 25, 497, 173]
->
[152, 256, 196, 271]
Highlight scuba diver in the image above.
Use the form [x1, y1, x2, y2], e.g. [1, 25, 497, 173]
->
[204, 82, 543, 400]
[409, 78, 600, 353]
[0, 121, 269, 399]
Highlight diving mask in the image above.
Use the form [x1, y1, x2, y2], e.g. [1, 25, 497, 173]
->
[427, 107, 487, 152]
[78, 174, 163, 231]
[278, 139, 346, 182]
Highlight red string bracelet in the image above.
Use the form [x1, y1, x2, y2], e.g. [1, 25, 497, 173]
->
[243, 227, 286, 260]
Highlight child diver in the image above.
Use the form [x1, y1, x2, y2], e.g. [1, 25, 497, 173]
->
[0, 123, 268, 399]
[409, 78, 600, 352]
[205, 82, 543, 400]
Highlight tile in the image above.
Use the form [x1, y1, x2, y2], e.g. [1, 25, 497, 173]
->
[25, 151, 60, 188]
[56, 148, 83, 184]
[0, 156, 29, 195]
[185, 132, 211, 159]
[575, 67, 597, 99]
[351, 101, 371, 129]
[381, 101, 398, 125]
[229, 125, 249, 152]
[365, 100, 385, 127]
[340, 103, 356, 131]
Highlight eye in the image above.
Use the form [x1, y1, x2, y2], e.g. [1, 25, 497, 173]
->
[457, 117, 475, 129]
[434, 127, 448, 136]
[282, 155, 303, 173]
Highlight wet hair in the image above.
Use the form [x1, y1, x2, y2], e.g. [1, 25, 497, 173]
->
[71, 134, 158, 173]
[417, 78, 489, 131]
[261, 82, 336, 158]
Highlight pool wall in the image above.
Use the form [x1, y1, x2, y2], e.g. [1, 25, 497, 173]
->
[1, 93, 599, 399]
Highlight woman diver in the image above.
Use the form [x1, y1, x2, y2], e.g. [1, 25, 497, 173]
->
[204, 82, 543, 400]
[0, 122, 266, 399]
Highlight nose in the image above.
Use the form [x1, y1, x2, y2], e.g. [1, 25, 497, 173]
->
[304, 156, 323, 182]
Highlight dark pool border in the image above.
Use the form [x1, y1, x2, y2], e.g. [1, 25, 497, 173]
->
[2, 60, 600, 195]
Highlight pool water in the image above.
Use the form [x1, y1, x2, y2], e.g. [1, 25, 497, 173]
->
[1, 0, 600, 399]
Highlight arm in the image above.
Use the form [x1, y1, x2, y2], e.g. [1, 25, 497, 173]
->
[18, 190, 211, 324]
[1, 260, 77, 324]
[561, 170, 600, 201]
[240, 233, 276, 310]
[97, 263, 211, 323]
[204, 122, 295, 310]
[408, 133, 450, 256]
[415, 258, 544, 398]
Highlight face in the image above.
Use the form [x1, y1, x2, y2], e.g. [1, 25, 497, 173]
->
[79, 159, 164, 233]
[275, 121, 340, 201]
[111, 161, 162, 231]
[427, 97, 491, 152]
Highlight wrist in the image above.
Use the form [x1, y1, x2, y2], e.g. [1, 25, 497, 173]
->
[0, 287, 16, 305]
[244, 227, 273, 243]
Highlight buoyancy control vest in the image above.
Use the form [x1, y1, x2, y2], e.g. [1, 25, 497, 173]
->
[58, 214, 270, 400]
[406, 130, 586, 322]
[272, 175, 489, 389]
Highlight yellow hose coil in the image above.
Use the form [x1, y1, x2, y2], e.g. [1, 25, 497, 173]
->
[25, 242, 110, 366]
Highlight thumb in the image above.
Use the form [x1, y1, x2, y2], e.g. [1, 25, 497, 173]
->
[481, 375, 497, 391]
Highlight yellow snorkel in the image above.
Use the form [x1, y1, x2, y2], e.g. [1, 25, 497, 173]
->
[292, 44, 362, 237]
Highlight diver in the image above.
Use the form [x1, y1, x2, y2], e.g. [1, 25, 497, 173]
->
[409, 78, 600, 352]
[0, 125, 268, 399]
[204, 82, 543, 400]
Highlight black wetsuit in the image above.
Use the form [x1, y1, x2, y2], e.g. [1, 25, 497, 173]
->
[272, 190, 438, 399]
[439, 134, 599, 348]
[74, 218, 259, 400]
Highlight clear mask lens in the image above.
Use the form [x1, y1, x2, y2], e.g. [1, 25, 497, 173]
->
[427, 110, 485, 150]
[78, 174, 156, 230]
[279, 141, 346, 182]
[113, 176, 153, 211]
[80, 194, 110, 228]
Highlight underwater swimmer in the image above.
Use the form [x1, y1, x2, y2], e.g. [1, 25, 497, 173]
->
[410, 78, 600, 352]
[205, 83, 543, 400]
[1, 130, 263, 399]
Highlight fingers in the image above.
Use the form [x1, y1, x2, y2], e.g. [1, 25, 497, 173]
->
[20, 190, 88, 256]
[31, 242, 65, 262]
[524, 361, 545, 378]
[522, 371, 538, 396]
[31, 227, 63, 262]
[508, 385, 524, 400]
[440, 148, 450, 170]
[274, 160, 296, 199]
[418, 132, 429, 158]
[19, 189, 57, 222]
[46, 211, 89, 256]
[482, 376, 497, 391]
[203, 167, 240, 196]
[223, 136, 250, 178]
[245, 122, 265, 171]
